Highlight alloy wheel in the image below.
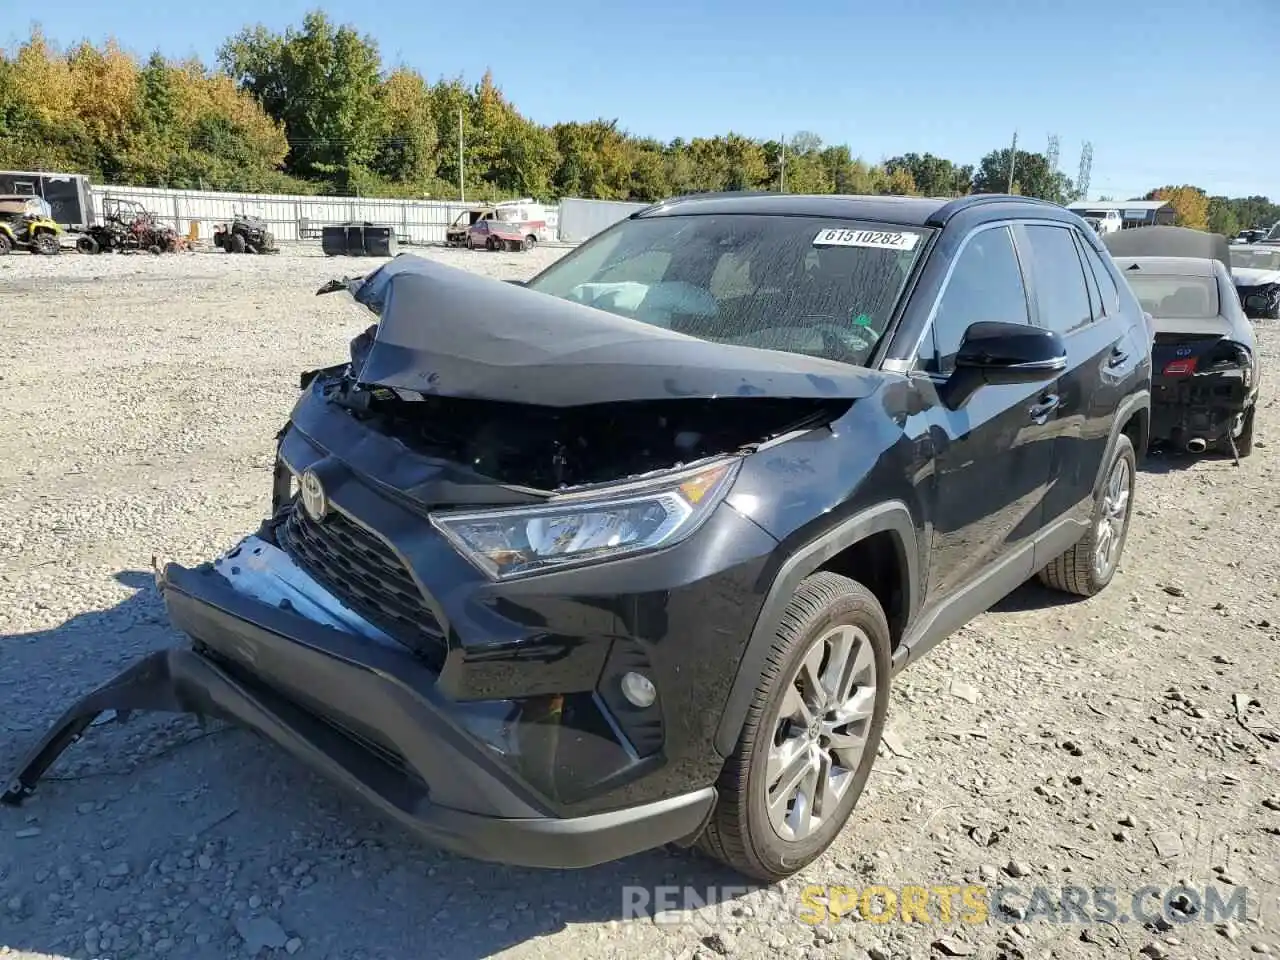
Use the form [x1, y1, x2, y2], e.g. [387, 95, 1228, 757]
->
[1093, 455, 1132, 579]
[765, 624, 877, 842]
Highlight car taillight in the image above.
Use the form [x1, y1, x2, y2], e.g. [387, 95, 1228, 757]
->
[1163, 357, 1197, 376]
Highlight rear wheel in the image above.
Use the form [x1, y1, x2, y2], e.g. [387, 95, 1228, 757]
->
[698, 571, 891, 881]
[33, 231, 59, 255]
[76, 235, 99, 255]
[1038, 434, 1136, 597]
[0, 233, 11, 255]
[525, 234, 538, 249]
[1234, 405, 1255, 458]
[147, 245, 162, 256]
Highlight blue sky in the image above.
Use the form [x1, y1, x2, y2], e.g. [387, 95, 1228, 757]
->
[8, 0, 1278, 200]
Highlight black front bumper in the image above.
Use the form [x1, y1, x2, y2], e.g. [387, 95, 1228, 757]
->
[2, 562, 715, 870]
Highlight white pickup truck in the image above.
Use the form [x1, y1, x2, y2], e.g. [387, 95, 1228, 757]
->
[1072, 207, 1124, 236]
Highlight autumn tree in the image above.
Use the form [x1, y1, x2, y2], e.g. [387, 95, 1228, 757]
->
[1144, 185, 1209, 230]
[219, 11, 383, 185]
[884, 152, 971, 196]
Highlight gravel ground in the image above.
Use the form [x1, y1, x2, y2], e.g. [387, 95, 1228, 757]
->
[1, 245, 1278, 960]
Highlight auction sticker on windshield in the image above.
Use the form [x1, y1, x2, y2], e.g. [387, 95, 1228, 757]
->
[813, 228, 920, 250]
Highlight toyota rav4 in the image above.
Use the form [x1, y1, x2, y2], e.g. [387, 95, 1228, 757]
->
[5, 193, 1152, 882]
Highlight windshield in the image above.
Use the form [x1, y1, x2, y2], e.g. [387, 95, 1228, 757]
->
[1231, 247, 1280, 271]
[524, 213, 930, 367]
[1124, 274, 1220, 318]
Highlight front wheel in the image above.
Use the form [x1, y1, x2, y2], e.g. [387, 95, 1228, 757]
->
[525, 234, 538, 249]
[698, 571, 891, 881]
[33, 232, 60, 255]
[1038, 433, 1136, 597]
[76, 235, 99, 255]
[0, 233, 12, 255]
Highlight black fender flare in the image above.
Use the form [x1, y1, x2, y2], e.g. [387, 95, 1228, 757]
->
[713, 500, 919, 758]
[1094, 390, 1150, 496]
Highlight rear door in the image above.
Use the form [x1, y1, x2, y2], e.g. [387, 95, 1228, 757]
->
[1017, 222, 1133, 543]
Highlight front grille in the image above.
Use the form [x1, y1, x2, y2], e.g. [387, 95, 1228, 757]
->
[278, 500, 447, 664]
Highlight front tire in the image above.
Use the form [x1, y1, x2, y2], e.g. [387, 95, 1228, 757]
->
[699, 571, 891, 881]
[76, 235, 99, 255]
[1038, 433, 1136, 597]
[33, 231, 59, 255]
[229, 233, 247, 254]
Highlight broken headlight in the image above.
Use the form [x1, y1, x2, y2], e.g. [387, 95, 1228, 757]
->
[431, 459, 740, 580]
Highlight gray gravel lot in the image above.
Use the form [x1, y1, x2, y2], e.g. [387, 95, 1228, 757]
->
[1, 245, 1278, 960]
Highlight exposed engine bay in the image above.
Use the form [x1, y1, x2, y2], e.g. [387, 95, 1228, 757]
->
[321, 364, 846, 490]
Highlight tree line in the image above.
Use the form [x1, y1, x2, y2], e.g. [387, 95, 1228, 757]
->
[1, 14, 1276, 234]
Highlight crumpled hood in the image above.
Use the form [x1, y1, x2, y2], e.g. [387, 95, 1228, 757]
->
[1232, 267, 1280, 287]
[332, 254, 883, 407]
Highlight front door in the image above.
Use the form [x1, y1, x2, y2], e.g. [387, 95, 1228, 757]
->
[913, 223, 1061, 603]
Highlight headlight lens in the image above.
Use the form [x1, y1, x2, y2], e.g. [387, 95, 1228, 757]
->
[431, 459, 740, 579]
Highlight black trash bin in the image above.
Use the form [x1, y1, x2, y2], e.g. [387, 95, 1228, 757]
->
[320, 221, 398, 257]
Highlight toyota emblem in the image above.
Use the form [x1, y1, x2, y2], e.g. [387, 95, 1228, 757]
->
[299, 469, 328, 522]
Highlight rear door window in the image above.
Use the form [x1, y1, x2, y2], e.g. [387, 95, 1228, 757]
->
[1023, 225, 1094, 336]
[1077, 236, 1122, 316]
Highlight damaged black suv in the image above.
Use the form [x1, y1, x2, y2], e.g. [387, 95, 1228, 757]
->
[7, 193, 1152, 882]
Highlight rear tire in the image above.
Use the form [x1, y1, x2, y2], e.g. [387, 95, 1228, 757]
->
[525, 234, 538, 249]
[33, 232, 59, 255]
[1038, 433, 1136, 597]
[76, 235, 99, 255]
[147, 245, 162, 256]
[0, 234, 11, 255]
[698, 571, 891, 882]
[1235, 405, 1255, 458]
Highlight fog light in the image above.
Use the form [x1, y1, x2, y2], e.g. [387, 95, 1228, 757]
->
[620, 671, 656, 708]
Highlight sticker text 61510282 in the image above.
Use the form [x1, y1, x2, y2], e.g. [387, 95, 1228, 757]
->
[813, 228, 920, 251]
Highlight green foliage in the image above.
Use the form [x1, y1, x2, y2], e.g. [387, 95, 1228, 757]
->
[1, 18, 1275, 225]
[973, 148, 1073, 203]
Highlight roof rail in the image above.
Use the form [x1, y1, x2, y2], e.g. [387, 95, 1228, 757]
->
[926, 193, 1065, 227]
[629, 189, 780, 219]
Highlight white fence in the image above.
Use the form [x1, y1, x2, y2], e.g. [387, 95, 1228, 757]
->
[556, 197, 651, 243]
[87, 185, 561, 246]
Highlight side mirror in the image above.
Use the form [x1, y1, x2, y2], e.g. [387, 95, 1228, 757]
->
[942, 321, 1066, 409]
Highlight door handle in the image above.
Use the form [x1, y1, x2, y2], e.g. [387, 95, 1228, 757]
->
[1029, 394, 1060, 424]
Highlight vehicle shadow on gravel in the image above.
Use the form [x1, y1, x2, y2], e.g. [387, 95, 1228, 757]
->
[1, 570, 761, 960]
[989, 578, 1091, 612]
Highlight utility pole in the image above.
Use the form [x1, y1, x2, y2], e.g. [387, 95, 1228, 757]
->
[459, 106, 465, 203]
[1006, 130, 1018, 194]
[779, 134, 787, 193]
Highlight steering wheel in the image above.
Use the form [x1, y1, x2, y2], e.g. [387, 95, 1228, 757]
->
[794, 315, 880, 360]
[728, 317, 878, 363]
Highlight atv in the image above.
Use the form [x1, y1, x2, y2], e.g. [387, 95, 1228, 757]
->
[0, 195, 62, 255]
[77, 198, 183, 255]
[213, 213, 278, 254]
